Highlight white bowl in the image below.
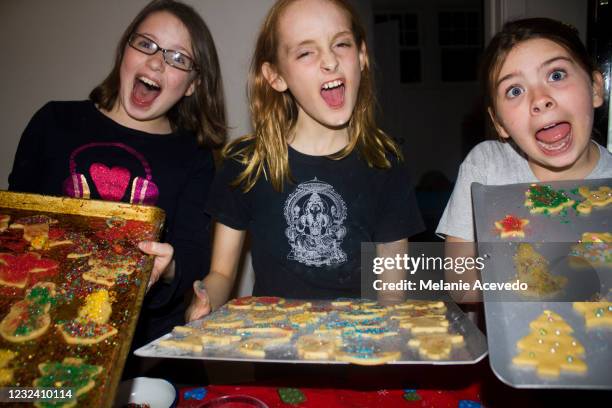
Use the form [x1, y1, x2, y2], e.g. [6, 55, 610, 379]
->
[114, 377, 177, 408]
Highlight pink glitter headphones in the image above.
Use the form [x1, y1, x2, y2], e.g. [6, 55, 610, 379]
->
[62, 142, 159, 205]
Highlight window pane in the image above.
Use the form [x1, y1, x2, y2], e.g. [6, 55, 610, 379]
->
[400, 49, 421, 83]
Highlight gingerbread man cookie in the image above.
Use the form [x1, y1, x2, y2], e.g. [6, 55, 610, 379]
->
[576, 185, 612, 214]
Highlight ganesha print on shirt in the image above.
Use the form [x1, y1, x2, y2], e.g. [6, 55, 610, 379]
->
[284, 178, 347, 267]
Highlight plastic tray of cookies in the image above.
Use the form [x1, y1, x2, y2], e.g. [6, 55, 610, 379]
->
[471, 178, 611, 389]
[0, 191, 165, 407]
[135, 297, 488, 365]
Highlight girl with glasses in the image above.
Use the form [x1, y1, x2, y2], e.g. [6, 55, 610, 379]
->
[8, 0, 226, 371]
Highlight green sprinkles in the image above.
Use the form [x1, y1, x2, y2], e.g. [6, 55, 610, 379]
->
[278, 387, 306, 404]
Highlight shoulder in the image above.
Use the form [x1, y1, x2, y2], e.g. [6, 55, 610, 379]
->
[30, 100, 94, 125]
[463, 140, 517, 164]
[592, 142, 612, 178]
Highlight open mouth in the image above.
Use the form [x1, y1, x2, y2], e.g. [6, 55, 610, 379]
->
[320, 79, 345, 108]
[535, 122, 572, 156]
[131, 76, 161, 107]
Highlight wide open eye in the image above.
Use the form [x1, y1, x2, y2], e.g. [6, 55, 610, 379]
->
[505, 86, 523, 99]
[548, 70, 567, 82]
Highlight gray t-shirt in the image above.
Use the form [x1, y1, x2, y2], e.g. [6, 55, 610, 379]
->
[436, 140, 612, 241]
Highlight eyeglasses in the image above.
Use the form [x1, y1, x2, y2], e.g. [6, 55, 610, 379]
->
[128, 33, 198, 72]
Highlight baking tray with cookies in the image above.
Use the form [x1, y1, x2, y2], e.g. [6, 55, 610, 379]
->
[0, 191, 164, 407]
[472, 178, 611, 389]
[135, 296, 487, 366]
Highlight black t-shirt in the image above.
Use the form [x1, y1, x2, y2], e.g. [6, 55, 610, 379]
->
[207, 143, 424, 299]
[9, 100, 214, 344]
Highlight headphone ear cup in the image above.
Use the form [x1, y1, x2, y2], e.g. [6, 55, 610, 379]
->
[130, 177, 159, 205]
[63, 174, 90, 199]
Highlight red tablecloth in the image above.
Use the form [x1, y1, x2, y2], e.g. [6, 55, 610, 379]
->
[178, 383, 482, 407]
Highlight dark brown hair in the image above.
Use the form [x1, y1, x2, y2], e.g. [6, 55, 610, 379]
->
[90, 0, 227, 147]
[481, 17, 598, 115]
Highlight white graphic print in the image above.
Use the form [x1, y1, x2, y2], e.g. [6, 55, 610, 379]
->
[284, 178, 347, 266]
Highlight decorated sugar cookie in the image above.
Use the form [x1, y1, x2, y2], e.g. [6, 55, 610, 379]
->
[251, 296, 283, 310]
[494, 214, 529, 238]
[569, 232, 611, 268]
[296, 334, 338, 360]
[390, 308, 446, 321]
[236, 326, 294, 345]
[393, 300, 446, 311]
[512, 310, 586, 378]
[528, 310, 573, 334]
[34, 357, 102, 403]
[58, 289, 118, 345]
[288, 311, 321, 328]
[398, 316, 449, 334]
[247, 310, 287, 324]
[335, 344, 401, 365]
[226, 296, 256, 310]
[338, 309, 387, 321]
[343, 325, 398, 340]
[513, 244, 566, 297]
[172, 326, 242, 346]
[524, 184, 574, 215]
[573, 302, 612, 329]
[159, 335, 205, 352]
[10, 215, 59, 251]
[200, 313, 245, 329]
[576, 186, 612, 214]
[84, 248, 139, 287]
[0, 252, 59, 288]
[0, 282, 57, 342]
[408, 333, 464, 360]
[274, 299, 312, 312]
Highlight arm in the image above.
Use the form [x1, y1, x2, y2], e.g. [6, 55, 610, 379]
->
[186, 222, 246, 321]
[444, 235, 481, 303]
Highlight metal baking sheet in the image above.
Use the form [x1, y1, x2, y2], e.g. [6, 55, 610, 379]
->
[135, 300, 487, 365]
[472, 179, 611, 389]
[0, 191, 165, 407]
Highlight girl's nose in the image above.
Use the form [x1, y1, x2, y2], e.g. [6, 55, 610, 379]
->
[147, 51, 165, 72]
[320, 51, 339, 72]
[531, 93, 555, 114]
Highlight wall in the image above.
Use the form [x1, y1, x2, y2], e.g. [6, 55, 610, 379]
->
[485, 0, 587, 43]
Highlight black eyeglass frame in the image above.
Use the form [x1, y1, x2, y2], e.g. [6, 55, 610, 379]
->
[128, 33, 199, 72]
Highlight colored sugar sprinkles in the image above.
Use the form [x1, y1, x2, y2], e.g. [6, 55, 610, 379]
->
[0, 194, 162, 408]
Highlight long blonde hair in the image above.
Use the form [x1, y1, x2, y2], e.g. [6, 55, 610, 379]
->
[227, 0, 401, 192]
